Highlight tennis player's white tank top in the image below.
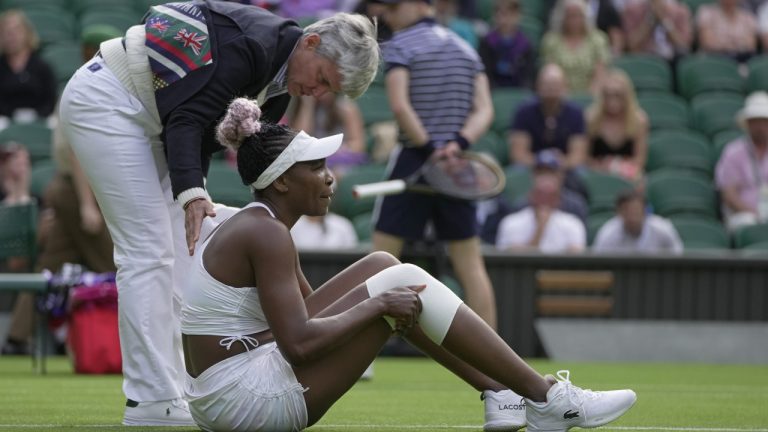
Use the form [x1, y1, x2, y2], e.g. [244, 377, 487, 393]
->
[180, 202, 274, 337]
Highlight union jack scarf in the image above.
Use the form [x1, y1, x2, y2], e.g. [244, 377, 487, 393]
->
[144, 2, 213, 91]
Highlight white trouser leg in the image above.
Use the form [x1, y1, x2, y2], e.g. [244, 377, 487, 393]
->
[365, 263, 463, 344]
[60, 57, 184, 402]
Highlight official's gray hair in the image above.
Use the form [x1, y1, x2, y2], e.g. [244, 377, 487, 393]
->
[549, 0, 592, 34]
[304, 13, 380, 99]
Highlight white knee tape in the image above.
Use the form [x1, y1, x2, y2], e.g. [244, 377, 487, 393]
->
[365, 263, 463, 344]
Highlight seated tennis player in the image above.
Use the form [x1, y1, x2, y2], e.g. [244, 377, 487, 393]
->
[180, 98, 637, 432]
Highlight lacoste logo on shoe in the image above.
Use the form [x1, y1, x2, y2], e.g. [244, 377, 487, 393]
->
[499, 399, 526, 411]
[563, 410, 579, 419]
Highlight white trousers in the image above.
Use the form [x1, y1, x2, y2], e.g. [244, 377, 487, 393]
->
[59, 56, 191, 402]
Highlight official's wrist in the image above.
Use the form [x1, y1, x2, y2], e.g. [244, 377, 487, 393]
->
[177, 187, 211, 210]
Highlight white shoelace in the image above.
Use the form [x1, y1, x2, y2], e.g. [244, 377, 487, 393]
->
[555, 370, 600, 407]
[219, 335, 260, 351]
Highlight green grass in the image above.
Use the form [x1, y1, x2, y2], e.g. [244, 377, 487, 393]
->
[0, 356, 767, 431]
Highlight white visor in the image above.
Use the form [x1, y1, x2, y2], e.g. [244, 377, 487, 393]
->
[250, 131, 343, 190]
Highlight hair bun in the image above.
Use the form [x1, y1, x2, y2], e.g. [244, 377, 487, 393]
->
[216, 98, 263, 150]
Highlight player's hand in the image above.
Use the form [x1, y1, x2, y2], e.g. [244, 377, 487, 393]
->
[431, 141, 462, 162]
[185, 199, 216, 256]
[379, 284, 425, 335]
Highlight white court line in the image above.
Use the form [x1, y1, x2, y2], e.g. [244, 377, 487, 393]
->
[1, 425, 766, 432]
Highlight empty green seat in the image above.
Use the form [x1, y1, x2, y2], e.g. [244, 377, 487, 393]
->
[205, 161, 252, 208]
[330, 164, 388, 220]
[491, 88, 534, 135]
[690, 92, 744, 138]
[670, 216, 730, 250]
[502, 166, 532, 205]
[733, 223, 768, 248]
[79, 10, 141, 33]
[646, 171, 718, 219]
[637, 92, 690, 130]
[24, 8, 77, 45]
[676, 55, 744, 100]
[579, 169, 634, 214]
[519, 15, 543, 48]
[646, 129, 713, 178]
[474, 131, 508, 166]
[352, 211, 373, 242]
[41, 42, 83, 86]
[746, 56, 768, 93]
[711, 129, 743, 161]
[614, 55, 673, 92]
[357, 86, 394, 127]
[587, 211, 615, 245]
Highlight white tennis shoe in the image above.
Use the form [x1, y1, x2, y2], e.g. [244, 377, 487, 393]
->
[482, 389, 527, 431]
[525, 370, 636, 432]
[122, 398, 197, 426]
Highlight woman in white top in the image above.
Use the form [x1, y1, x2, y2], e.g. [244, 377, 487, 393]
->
[180, 98, 636, 432]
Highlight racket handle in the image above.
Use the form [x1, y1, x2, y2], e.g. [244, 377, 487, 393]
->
[352, 180, 407, 198]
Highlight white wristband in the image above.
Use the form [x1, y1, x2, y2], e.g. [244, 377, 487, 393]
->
[177, 187, 211, 209]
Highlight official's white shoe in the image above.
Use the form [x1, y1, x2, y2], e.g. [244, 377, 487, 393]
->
[525, 370, 636, 432]
[122, 398, 197, 426]
[482, 389, 527, 431]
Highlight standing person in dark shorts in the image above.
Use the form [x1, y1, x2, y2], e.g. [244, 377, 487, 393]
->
[369, 0, 521, 428]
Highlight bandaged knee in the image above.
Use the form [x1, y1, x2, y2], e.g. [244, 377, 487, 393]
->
[365, 263, 463, 345]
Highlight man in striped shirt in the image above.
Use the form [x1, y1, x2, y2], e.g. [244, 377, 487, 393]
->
[371, 1, 525, 430]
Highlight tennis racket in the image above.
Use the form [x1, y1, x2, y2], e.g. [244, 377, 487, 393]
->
[352, 151, 505, 201]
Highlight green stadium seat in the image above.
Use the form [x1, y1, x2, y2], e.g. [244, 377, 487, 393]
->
[645, 129, 713, 178]
[71, 0, 138, 16]
[637, 92, 690, 130]
[41, 42, 83, 87]
[690, 92, 744, 139]
[681, 0, 716, 13]
[733, 223, 768, 248]
[474, 131, 509, 166]
[0, 201, 38, 270]
[587, 211, 615, 245]
[330, 164, 388, 220]
[352, 211, 373, 243]
[0, 122, 52, 164]
[79, 10, 142, 33]
[0, 0, 68, 13]
[614, 55, 673, 92]
[520, 0, 548, 22]
[646, 170, 719, 220]
[23, 9, 77, 46]
[746, 56, 768, 93]
[205, 160, 252, 208]
[579, 169, 634, 214]
[357, 86, 394, 127]
[519, 15, 543, 48]
[711, 129, 743, 161]
[30, 159, 57, 200]
[134, 0, 168, 15]
[491, 88, 534, 135]
[570, 92, 594, 109]
[502, 166, 532, 205]
[676, 55, 744, 100]
[669, 216, 730, 250]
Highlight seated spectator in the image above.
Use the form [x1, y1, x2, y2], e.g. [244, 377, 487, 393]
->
[621, 0, 692, 61]
[435, 0, 479, 48]
[696, 0, 758, 62]
[289, 93, 367, 179]
[496, 168, 586, 253]
[0, 141, 31, 206]
[585, 68, 648, 182]
[480, 149, 589, 244]
[477, 0, 535, 89]
[541, 0, 611, 93]
[715, 91, 768, 231]
[586, 0, 625, 55]
[593, 189, 683, 253]
[290, 213, 359, 250]
[760, 2, 768, 51]
[0, 10, 57, 122]
[508, 63, 588, 170]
